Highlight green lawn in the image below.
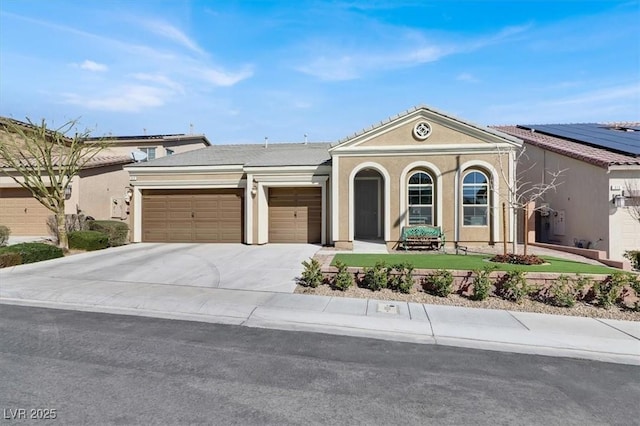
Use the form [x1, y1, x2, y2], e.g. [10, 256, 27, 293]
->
[331, 253, 617, 274]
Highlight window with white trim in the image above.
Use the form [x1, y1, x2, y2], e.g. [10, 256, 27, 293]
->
[138, 147, 156, 161]
[462, 170, 489, 226]
[408, 171, 433, 225]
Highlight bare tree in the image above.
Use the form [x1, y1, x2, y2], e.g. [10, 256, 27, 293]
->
[624, 180, 640, 223]
[495, 146, 565, 255]
[0, 118, 108, 250]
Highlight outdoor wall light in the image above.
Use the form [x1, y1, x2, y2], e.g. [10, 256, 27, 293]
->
[251, 180, 258, 196]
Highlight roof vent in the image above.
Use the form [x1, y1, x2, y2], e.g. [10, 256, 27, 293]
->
[264, 136, 268, 148]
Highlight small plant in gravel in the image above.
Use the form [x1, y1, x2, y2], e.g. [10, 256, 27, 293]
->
[470, 266, 495, 301]
[623, 250, 640, 271]
[300, 258, 323, 288]
[548, 274, 578, 308]
[333, 260, 353, 291]
[595, 272, 633, 309]
[388, 262, 415, 294]
[424, 269, 454, 297]
[498, 269, 533, 303]
[362, 261, 389, 291]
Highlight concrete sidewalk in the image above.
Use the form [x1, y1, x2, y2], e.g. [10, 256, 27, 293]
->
[1, 263, 638, 366]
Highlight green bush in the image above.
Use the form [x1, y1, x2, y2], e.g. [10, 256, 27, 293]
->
[88, 220, 129, 247]
[333, 260, 353, 291]
[388, 262, 414, 294]
[0, 225, 10, 246]
[623, 250, 640, 271]
[362, 261, 388, 291]
[424, 269, 454, 297]
[68, 230, 109, 251]
[300, 258, 323, 288]
[471, 266, 495, 301]
[0, 242, 63, 264]
[499, 269, 532, 303]
[548, 274, 578, 308]
[595, 272, 633, 308]
[0, 252, 22, 268]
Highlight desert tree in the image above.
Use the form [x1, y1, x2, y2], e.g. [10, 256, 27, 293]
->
[495, 146, 565, 256]
[0, 117, 108, 250]
[623, 180, 640, 223]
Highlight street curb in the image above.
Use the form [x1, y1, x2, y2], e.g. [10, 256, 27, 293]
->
[2, 297, 638, 366]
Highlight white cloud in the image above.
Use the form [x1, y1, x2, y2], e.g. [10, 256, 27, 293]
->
[131, 73, 184, 93]
[141, 20, 205, 55]
[456, 73, 478, 83]
[63, 85, 170, 112]
[79, 60, 108, 72]
[198, 66, 254, 87]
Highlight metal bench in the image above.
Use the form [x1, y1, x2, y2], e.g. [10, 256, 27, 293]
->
[400, 225, 445, 251]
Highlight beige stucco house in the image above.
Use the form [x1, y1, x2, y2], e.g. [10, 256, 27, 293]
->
[127, 106, 523, 250]
[494, 123, 640, 262]
[0, 118, 210, 236]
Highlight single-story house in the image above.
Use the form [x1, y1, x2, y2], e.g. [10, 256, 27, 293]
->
[126, 105, 523, 250]
[493, 123, 640, 262]
[0, 117, 210, 236]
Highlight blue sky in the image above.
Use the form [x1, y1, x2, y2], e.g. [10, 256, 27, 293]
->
[1, 0, 638, 143]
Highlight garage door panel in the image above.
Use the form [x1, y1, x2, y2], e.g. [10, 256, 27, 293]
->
[0, 188, 51, 235]
[269, 187, 321, 243]
[142, 189, 243, 243]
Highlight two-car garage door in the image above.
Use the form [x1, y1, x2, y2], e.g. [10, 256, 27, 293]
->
[142, 189, 243, 243]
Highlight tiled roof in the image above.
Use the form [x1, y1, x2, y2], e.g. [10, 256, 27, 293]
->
[83, 155, 134, 169]
[128, 142, 332, 168]
[492, 125, 640, 168]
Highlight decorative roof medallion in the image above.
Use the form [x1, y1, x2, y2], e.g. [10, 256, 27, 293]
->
[413, 121, 432, 140]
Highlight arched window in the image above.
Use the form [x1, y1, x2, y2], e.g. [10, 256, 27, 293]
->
[462, 170, 489, 226]
[408, 171, 433, 225]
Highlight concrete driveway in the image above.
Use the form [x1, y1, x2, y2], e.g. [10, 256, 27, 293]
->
[1, 243, 321, 293]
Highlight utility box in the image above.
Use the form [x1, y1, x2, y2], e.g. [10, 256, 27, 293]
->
[111, 197, 125, 219]
[553, 210, 565, 236]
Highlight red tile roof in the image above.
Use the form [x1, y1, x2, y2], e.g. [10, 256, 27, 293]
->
[492, 125, 640, 169]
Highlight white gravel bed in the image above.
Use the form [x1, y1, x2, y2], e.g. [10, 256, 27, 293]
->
[295, 284, 640, 322]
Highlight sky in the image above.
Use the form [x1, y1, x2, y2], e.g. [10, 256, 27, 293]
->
[0, 0, 638, 144]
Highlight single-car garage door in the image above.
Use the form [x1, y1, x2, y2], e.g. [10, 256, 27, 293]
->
[0, 188, 51, 235]
[269, 187, 321, 243]
[142, 189, 244, 243]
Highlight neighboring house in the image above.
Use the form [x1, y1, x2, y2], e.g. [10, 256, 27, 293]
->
[494, 123, 640, 262]
[0, 117, 210, 236]
[126, 105, 523, 250]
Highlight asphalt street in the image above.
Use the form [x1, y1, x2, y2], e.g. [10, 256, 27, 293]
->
[1, 305, 639, 425]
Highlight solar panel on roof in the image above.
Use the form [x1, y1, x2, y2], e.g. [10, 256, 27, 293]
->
[520, 123, 640, 156]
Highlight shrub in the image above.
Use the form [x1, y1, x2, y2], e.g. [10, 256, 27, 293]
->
[623, 250, 640, 271]
[471, 266, 495, 301]
[68, 230, 109, 251]
[388, 262, 415, 294]
[548, 274, 578, 308]
[0, 252, 22, 268]
[47, 213, 91, 242]
[362, 261, 388, 291]
[595, 272, 633, 308]
[333, 260, 353, 291]
[88, 220, 129, 247]
[0, 225, 10, 246]
[424, 269, 454, 297]
[0, 242, 63, 264]
[499, 269, 533, 303]
[300, 258, 323, 288]
[490, 254, 545, 265]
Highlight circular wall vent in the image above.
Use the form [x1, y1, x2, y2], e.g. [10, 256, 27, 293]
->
[413, 121, 432, 140]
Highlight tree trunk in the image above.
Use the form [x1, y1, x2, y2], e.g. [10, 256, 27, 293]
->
[56, 209, 68, 251]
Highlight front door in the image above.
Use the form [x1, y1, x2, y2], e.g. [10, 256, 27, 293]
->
[355, 179, 379, 238]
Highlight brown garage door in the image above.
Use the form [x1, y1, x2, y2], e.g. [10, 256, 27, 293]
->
[0, 188, 51, 235]
[269, 187, 321, 243]
[142, 189, 243, 243]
